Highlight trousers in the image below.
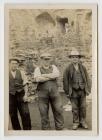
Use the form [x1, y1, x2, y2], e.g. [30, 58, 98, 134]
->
[9, 91, 31, 130]
[70, 89, 86, 124]
[37, 87, 64, 130]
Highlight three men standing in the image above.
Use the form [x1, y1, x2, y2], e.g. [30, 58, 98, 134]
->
[9, 49, 90, 131]
[63, 49, 91, 130]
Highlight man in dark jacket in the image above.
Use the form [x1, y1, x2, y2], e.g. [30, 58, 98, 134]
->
[9, 58, 31, 130]
[63, 49, 91, 130]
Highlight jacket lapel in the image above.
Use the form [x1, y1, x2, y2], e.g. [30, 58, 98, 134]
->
[79, 63, 87, 83]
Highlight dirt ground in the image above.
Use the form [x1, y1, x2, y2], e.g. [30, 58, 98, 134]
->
[8, 93, 92, 130]
[28, 93, 92, 130]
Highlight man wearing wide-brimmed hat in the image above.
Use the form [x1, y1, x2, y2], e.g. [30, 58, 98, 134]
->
[9, 58, 31, 130]
[63, 49, 91, 130]
[34, 53, 64, 130]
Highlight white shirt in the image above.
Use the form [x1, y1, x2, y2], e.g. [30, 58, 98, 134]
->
[34, 65, 60, 79]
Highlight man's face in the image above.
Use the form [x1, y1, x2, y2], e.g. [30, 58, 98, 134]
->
[10, 60, 18, 71]
[71, 55, 79, 64]
[41, 58, 52, 67]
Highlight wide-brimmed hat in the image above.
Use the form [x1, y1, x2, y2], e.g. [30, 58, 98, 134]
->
[9, 57, 20, 63]
[69, 49, 84, 58]
[40, 53, 52, 59]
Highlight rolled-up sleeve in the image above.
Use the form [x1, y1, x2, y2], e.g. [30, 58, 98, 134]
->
[34, 67, 41, 78]
[52, 65, 60, 78]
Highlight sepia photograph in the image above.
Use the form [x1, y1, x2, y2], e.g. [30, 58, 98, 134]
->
[4, 4, 97, 136]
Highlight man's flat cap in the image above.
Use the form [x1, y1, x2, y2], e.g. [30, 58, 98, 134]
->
[40, 53, 52, 59]
[9, 57, 20, 63]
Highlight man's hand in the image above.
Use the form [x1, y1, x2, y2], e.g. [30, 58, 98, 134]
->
[23, 95, 28, 102]
[86, 91, 90, 96]
[86, 90, 91, 96]
[66, 94, 70, 98]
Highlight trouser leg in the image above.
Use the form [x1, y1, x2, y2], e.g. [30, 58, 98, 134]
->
[70, 98, 80, 124]
[79, 95, 86, 124]
[18, 102, 31, 130]
[38, 97, 50, 130]
[50, 95, 64, 130]
[9, 94, 21, 130]
[17, 92, 31, 130]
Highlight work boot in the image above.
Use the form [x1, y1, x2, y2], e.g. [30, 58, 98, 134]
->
[81, 122, 88, 129]
[72, 123, 79, 130]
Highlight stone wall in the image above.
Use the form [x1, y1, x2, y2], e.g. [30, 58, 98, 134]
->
[9, 9, 92, 90]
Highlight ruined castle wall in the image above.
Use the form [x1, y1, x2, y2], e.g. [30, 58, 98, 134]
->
[9, 9, 92, 90]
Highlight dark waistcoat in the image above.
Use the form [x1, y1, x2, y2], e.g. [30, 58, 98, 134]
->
[9, 70, 23, 95]
[72, 67, 85, 90]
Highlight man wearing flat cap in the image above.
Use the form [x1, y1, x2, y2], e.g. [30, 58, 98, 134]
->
[9, 58, 31, 130]
[34, 53, 64, 130]
[63, 49, 91, 130]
